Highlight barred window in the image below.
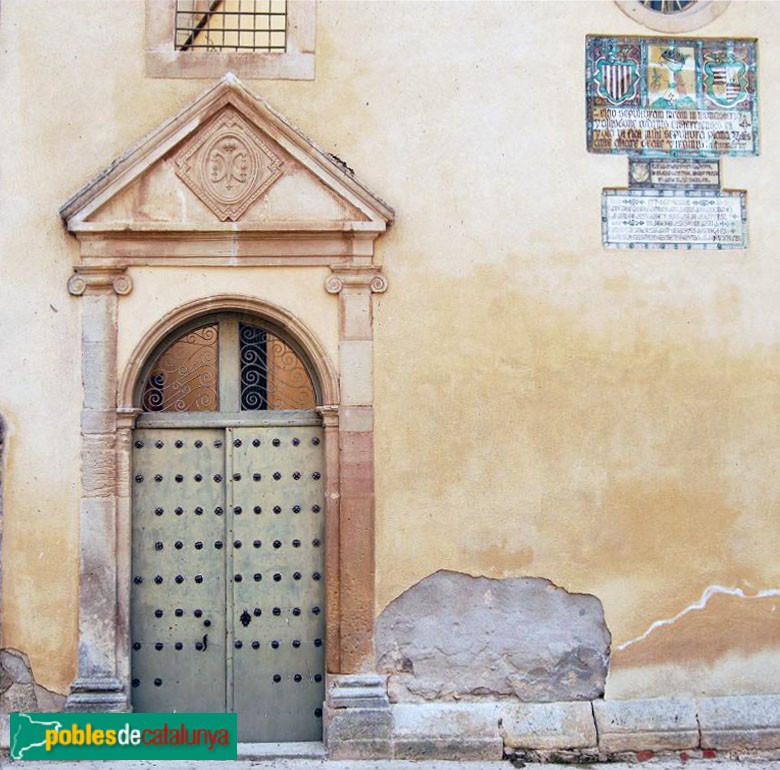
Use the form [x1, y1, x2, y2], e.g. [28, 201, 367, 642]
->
[175, 0, 287, 53]
[146, 0, 314, 80]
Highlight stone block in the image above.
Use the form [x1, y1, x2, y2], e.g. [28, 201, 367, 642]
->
[376, 570, 610, 703]
[339, 340, 373, 405]
[324, 706, 392, 759]
[594, 697, 698, 752]
[698, 694, 780, 750]
[500, 701, 597, 750]
[392, 702, 503, 760]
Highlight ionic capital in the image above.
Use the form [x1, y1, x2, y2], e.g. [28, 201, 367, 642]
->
[68, 267, 133, 297]
[325, 266, 388, 295]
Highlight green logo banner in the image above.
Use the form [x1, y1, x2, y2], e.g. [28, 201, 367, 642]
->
[9, 712, 238, 761]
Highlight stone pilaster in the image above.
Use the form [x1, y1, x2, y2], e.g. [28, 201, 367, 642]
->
[65, 267, 133, 712]
[324, 267, 386, 674]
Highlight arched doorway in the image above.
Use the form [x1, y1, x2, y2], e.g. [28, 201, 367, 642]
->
[130, 312, 325, 741]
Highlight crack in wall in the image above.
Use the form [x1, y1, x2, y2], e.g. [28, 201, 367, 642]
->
[616, 585, 780, 652]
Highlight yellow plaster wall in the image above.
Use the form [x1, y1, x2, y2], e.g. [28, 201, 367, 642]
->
[0, 0, 779, 698]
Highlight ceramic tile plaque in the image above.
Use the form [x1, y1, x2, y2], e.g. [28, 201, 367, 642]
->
[602, 189, 747, 250]
[586, 36, 758, 158]
[628, 158, 720, 188]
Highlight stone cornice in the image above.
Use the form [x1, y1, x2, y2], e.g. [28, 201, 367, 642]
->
[67, 267, 133, 297]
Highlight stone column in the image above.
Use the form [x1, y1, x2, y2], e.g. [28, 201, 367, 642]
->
[65, 267, 133, 712]
[323, 266, 392, 758]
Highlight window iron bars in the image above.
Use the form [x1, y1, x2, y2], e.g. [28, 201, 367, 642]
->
[175, 0, 287, 53]
[639, 0, 697, 13]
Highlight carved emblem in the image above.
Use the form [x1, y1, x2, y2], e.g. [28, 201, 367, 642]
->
[174, 108, 284, 221]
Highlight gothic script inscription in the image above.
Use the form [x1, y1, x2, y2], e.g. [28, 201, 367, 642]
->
[586, 36, 758, 158]
[629, 158, 720, 188]
[602, 190, 746, 249]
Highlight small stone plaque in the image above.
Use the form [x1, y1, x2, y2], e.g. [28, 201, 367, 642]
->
[602, 189, 746, 249]
[586, 36, 758, 158]
[629, 158, 720, 188]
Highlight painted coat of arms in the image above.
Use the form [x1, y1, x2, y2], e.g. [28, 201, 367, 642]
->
[586, 36, 758, 157]
[703, 47, 750, 108]
[591, 40, 641, 106]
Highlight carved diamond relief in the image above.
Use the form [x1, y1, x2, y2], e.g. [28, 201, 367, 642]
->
[174, 108, 284, 221]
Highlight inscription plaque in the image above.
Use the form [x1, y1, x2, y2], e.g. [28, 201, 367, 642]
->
[586, 36, 758, 158]
[628, 158, 720, 188]
[602, 189, 746, 250]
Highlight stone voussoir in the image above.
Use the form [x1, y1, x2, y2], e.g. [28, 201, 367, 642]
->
[698, 694, 780, 751]
[500, 700, 597, 750]
[594, 697, 699, 753]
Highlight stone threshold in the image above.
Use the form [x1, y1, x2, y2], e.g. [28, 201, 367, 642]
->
[237, 741, 325, 759]
[325, 691, 780, 761]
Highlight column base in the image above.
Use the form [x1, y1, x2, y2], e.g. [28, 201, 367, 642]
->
[65, 677, 129, 712]
[324, 674, 392, 759]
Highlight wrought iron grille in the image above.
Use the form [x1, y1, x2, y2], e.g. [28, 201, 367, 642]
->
[141, 318, 316, 413]
[239, 323, 316, 411]
[175, 0, 287, 53]
[142, 325, 220, 412]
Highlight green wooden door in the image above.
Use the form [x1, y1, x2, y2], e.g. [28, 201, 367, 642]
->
[131, 417, 325, 741]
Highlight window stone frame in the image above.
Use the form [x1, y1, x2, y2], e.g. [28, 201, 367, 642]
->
[146, 0, 315, 80]
[614, 1, 731, 32]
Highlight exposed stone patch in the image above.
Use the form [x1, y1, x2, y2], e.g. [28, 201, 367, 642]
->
[0, 649, 66, 747]
[376, 570, 610, 703]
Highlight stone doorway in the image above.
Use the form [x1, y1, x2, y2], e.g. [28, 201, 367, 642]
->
[130, 313, 326, 740]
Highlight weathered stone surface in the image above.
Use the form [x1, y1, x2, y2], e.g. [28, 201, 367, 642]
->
[392, 702, 503, 760]
[0, 682, 37, 712]
[500, 701, 597, 750]
[699, 694, 780, 750]
[594, 697, 698, 752]
[0, 648, 68, 747]
[34, 684, 67, 713]
[324, 706, 393, 759]
[376, 570, 610, 702]
[327, 674, 389, 710]
[0, 649, 34, 688]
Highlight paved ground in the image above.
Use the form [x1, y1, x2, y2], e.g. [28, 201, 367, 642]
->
[2, 760, 780, 769]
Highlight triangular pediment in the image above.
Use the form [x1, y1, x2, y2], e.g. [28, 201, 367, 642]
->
[61, 74, 393, 234]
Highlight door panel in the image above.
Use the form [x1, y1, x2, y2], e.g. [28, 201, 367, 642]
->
[131, 422, 325, 741]
[229, 425, 325, 741]
[131, 428, 228, 713]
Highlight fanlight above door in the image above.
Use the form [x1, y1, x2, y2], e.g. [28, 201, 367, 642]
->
[139, 315, 317, 413]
